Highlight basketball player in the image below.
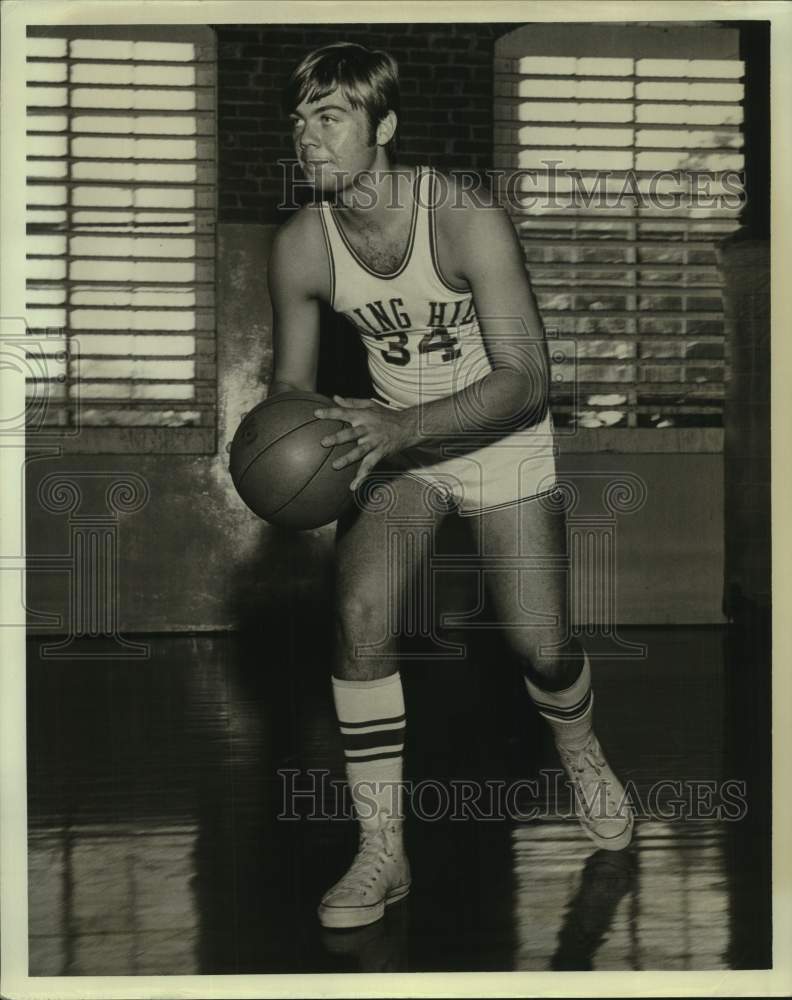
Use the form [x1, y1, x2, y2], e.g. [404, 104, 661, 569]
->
[268, 42, 634, 930]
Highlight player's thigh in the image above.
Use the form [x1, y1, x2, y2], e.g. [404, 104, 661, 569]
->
[334, 468, 447, 624]
[477, 492, 569, 642]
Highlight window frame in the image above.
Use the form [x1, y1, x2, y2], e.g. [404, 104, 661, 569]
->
[494, 22, 744, 455]
[25, 23, 218, 456]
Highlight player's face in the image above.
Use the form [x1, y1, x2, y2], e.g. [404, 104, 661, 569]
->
[290, 88, 379, 193]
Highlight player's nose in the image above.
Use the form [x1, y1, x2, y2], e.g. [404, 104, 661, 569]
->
[299, 123, 321, 150]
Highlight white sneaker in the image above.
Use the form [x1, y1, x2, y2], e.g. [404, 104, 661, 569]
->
[318, 816, 411, 929]
[557, 732, 634, 851]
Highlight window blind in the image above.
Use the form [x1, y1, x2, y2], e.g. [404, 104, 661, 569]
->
[25, 26, 217, 453]
[494, 45, 744, 447]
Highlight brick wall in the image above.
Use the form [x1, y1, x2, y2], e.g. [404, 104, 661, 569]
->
[213, 22, 513, 223]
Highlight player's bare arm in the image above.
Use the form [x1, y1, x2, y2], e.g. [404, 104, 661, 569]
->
[268, 208, 328, 397]
[415, 186, 551, 435]
[315, 184, 551, 489]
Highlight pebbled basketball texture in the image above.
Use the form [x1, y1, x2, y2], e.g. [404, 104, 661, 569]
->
[229, 391, 358, 529]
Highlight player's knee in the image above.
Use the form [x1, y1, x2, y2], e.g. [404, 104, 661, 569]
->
[334, 590, 387, 642]
[505, 632, 571, 682]
[516, 641, 585, 691]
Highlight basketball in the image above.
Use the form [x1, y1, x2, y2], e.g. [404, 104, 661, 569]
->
[229, 391, 359, 529]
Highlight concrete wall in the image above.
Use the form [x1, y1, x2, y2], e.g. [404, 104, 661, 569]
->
[26, 223, 724, 633]
[26, 225, 328, 634]
[556, 451, 723, 625]
[721, 239, 771, 614]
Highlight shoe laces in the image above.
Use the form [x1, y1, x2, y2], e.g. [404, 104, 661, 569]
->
[559, 734, 607, 781]
[558, 735, 624, 811]
[336, 821, 400, 896]
[558, 734, 607, 778]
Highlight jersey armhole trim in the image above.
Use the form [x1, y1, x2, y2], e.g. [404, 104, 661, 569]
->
[317, 203, 336, 309]
[428, 167, 473, 296]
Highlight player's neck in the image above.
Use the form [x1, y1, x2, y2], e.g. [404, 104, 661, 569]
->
[334, 158, 416, 231]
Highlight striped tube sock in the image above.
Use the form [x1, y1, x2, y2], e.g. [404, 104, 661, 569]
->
[523, 651, 594, 748]
[332, 673, 406, 833]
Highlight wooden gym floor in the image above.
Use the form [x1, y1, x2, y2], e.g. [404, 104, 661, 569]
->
[26, 611, 771, 976]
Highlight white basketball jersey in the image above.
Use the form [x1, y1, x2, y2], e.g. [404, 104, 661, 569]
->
[317, 166, 494, 410]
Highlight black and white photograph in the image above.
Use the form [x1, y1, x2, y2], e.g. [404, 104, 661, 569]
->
[1, 1, 789, 997]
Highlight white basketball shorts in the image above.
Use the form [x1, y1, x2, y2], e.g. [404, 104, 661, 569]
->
[382, 406, 559, 517]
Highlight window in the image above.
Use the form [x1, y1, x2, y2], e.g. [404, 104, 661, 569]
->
[495, 24, 744, 451]
[25, 25, 217, 454]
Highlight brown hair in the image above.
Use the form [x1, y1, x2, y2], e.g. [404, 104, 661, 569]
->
[283, 41, 400, 158]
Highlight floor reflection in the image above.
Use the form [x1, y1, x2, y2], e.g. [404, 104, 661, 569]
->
[319, 902, 410, 973]
[28, 823, 200, 976]
[26, 625, 770, 975]
[551, 846, 637, 971]
[511, 820, 730, 970]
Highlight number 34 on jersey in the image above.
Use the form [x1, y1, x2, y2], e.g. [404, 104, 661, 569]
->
[348, 295, 477, 368]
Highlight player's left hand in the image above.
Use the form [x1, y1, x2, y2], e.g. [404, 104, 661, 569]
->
[315, 395, 418, 490]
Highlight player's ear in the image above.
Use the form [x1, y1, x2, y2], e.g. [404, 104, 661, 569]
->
[375, 110, 397, 148]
